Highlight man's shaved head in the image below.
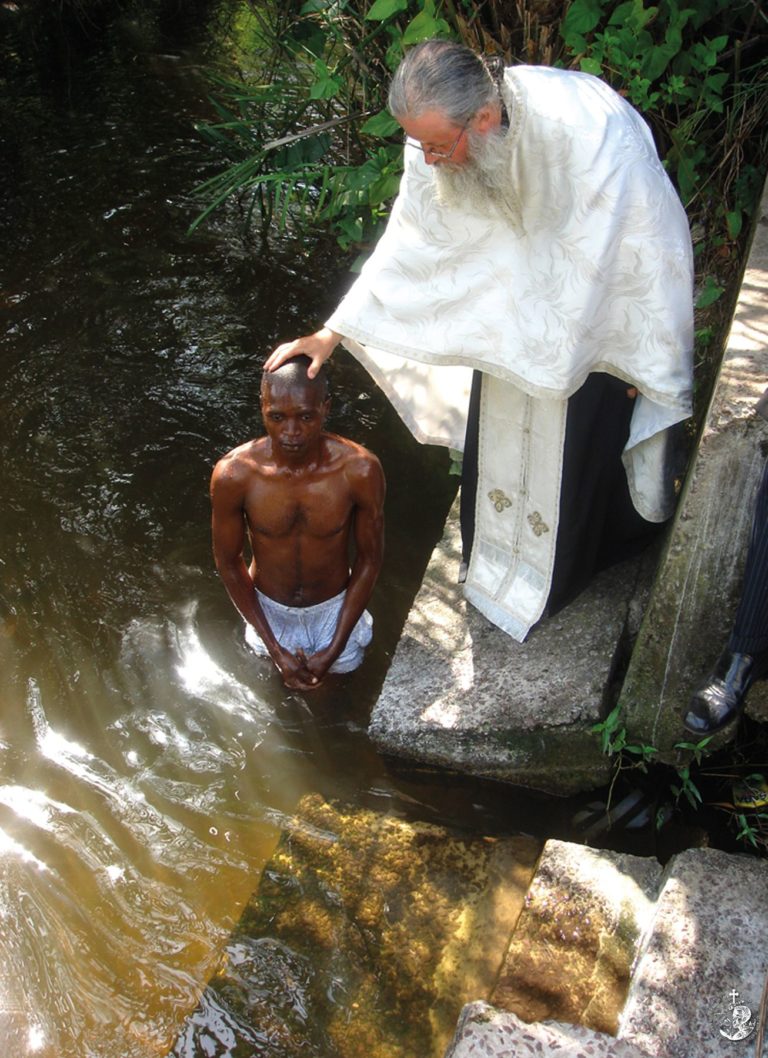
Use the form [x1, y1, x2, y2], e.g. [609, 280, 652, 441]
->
[261, 354, 330, 401]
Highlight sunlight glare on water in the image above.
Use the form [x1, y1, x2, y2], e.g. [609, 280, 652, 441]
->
[0, 615, 289, 1057]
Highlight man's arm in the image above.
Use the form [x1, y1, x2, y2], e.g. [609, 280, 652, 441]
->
[303, 452, 385, 681]
[210, 459, 318, 689]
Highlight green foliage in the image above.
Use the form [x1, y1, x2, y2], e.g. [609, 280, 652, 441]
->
[366, 0, 409, 20]
[188, 0, 462, 248]
[592, 709, 768, 855]
[695, 274, 724, 309]
[191, 0, 767, 350]
[556, 0, 767, 412]
[401, 0, 451, 43]
[591, 707, 719, 829]
[708, 768, 768, 852]
[189, 1, 414, 248]
[734, 811, 768, 849]
[669, 762, 703, 809]
[592, 704, 658, 767]
[558, 0, 765, 214]
[562, 1, 733, 130]
[674, 735, 714, 764]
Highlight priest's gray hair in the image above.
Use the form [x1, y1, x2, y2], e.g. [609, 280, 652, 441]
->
[388, 39, 501, 125]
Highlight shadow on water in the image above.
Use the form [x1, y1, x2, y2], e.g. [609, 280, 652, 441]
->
[0, 3, 698, 1056]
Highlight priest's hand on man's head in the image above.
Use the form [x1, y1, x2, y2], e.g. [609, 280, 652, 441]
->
[265, 327, 340, 377]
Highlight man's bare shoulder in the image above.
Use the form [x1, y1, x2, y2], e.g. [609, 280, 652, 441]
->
[323, 434, 385, 501]
[323, 433, 382, 472]
[211, 439, 270, 488]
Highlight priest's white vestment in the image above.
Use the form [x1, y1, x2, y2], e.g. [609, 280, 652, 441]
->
[326, 64, 694, 641]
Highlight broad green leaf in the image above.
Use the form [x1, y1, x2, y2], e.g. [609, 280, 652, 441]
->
[365, 0, 409, 22]
[402, 9, 451, 45]
[309, 78, 341, 99]
[704, 70, 730, 95]
[726, 210, 742, 240]
[562, 0, 605, 43]
[309, 60, 342, 99]
[580, 57, 603, 75]
[642, 41, 679, 81]
[361, 110, 401, 137]
[368, 170, 402, 204]
[608, 0, 656, 31]
[607, 0, 634, 25]
[695, 275, 724, 308]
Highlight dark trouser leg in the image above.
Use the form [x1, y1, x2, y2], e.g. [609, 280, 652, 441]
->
[460, 370, 482, 564]
[548, 373, 663, 614]
[729, 460, 768, 656]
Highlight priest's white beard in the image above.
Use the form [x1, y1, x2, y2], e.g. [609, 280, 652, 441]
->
[433, 127, 521, 228]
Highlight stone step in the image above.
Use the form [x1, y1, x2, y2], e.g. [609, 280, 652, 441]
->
[446, 843, 768, 1058]
[171, 806, 768, 1058]
[444, 1001, 651, 1057]
[490, 840, 661, 1035]
[619, 846, 768, 1057]
[368, 497, 654, 795]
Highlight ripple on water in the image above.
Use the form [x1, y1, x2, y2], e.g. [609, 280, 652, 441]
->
[0, 607, 289, 1056]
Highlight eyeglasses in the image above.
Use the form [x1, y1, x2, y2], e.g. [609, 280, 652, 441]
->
[404, 122, 468, 161]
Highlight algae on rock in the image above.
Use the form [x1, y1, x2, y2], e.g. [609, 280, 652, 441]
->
[200, 793, 540, 1058]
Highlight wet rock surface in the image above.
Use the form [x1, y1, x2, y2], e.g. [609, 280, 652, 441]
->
[173, 815, 768, 1058]
[491, 840, 660, 1034]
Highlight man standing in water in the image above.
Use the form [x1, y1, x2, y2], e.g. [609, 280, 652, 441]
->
[211, 356, 385, 690]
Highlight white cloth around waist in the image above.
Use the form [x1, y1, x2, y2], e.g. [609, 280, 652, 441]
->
[244, 588, 373, 674]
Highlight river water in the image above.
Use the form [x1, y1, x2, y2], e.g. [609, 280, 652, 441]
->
[0, 5, 616, 1056]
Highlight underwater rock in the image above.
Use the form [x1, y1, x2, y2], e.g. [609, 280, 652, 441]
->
[183, 793, 541, 1058]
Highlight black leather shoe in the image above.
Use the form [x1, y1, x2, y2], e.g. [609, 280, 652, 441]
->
[683, 650, 757, 736]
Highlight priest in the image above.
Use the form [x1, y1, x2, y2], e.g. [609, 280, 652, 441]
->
[266, 39, 693, 641]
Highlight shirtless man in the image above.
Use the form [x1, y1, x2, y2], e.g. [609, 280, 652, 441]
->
[210, 356, 385, 691]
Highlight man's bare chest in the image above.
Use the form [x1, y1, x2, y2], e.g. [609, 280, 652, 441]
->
[244, 476, 352, 540]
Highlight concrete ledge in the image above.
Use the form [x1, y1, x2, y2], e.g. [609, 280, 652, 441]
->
[620, 176, 768, 748]
[620, 846, 768, 1057]
[444, 1002, 650, 1058]
[369, 497, 652, 794]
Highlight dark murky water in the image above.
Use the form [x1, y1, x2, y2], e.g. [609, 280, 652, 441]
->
[0, 5, 645, 1056]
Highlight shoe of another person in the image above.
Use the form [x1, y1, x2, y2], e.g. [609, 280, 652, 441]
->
[683, 650, 757, 736]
